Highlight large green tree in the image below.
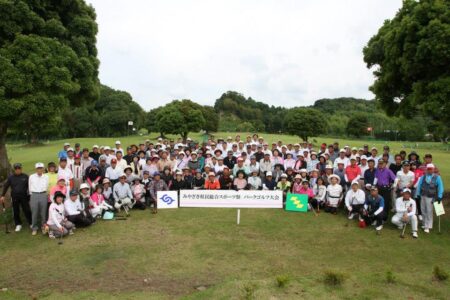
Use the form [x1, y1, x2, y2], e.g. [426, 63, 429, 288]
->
[0, 0, 99, 180]
[363, 0, 449, 140]
[283, 108, 327, 141]
[346, 114, 369, 138]
[155, 100, 207, 141]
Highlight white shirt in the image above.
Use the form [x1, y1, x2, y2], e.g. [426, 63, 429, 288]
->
[64, 198, 82, 216]
[345, 189, 366, 209]
[395, 170, 415, 190]
[116, 158, 128, 170]
[57, 167, 73, 185]
[333, 156, 350, 168]
[29, 173, 49, 193]
[47, 202, 65, 228]
[105, 166, 123, 180]
[394, 197, 416, 217]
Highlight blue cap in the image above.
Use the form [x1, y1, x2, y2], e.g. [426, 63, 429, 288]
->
[153, 171, 160, 176]
[91, 160, 98, 166]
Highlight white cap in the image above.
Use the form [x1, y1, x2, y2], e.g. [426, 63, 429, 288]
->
[93, 145, 99, 149]
[266, 171, 273, 176]
[351, 180, 359, 186]
[35, 162, 44, 169]
[426, 163, 435, 169]
[67, 147, 74, 152]
[339, 149, 345, 153]
[280, 173, 287, 178]
[175, 170, 183, 175]
[361, 155, 368, 160]
[115, 140, 121, 145]
[402, 188, 412, 194]
[79, 183, 90, 190]
[63, 142, 70, 147]
[104, 146, 111, 150]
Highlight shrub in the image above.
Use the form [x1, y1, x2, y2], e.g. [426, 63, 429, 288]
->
[323, 270, 345, 286]
[433, 266, 448, 282]
[276, 275, 290, 288]
[385, 270, 396, 284]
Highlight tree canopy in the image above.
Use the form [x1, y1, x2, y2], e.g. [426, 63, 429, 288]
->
[363, 0, 449, 135]
[284, 108, 327, 141]
[0, 0, 99, 179]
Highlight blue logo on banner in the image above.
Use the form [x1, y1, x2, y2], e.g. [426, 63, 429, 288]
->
[161, 194, 175, 205]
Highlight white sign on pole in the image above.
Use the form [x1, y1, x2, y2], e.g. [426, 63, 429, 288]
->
[179, 190, 283, 208]
[157, 191, 179, 209]
[128, 121, 134, 126]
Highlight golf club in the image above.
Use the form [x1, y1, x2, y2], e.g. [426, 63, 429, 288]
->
[400, 222, 407, 238]
[2, 202, 10, 234]
[309, 203, 318, 217]
[438, 215, 441, 234]
[58, 229, 63, 245]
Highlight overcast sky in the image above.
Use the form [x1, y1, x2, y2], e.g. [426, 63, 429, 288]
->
[87, 0, 402, 110]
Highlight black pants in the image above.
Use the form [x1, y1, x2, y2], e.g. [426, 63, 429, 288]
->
[133, 200, 146, 210]
[363, 211, 385, 227]
[67, 214, 92, 228]
[377, 186, 391, 221]
[349, 204, 364, 216]
[324, 206, 337, 214]
[12, 196, 32, 226]
[310, 199, 324, 209]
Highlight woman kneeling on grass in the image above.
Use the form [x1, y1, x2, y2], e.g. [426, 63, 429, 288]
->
[325, 174, 343, 214]
[47, 191, 74, 239]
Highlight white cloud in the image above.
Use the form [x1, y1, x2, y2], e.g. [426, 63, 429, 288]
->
[87, 0, 402, 110]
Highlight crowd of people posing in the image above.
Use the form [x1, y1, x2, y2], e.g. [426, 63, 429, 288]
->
[0, 134, 445, 239]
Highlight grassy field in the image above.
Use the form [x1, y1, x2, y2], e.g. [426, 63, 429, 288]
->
[1, 133, 449, 299]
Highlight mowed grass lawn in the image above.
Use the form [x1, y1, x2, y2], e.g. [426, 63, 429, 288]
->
[1, 133, 449, 299]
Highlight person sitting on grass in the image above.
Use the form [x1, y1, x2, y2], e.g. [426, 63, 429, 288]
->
[205, 172, 221, 190]
[392, 188, 418, 238]
[149, 172, 169, 214]
[131, 176, 146, 210]
[233, 170, 248, 190]
[262, 172, 276, 190]
[248, 169, 262, 190]
[362, 186, 385, 233]
[312, 177, 326, 210]
[113, 173, 134, 215]
[171, 170, 188, 191]
[325, 174, 343, 215]
[192, 169, 205, 189]
[345, 180, 366, 221]
[219, 166, 233, 190]
[47, 191, 74, 239]
[277, 173, 291, 198]
[64, 189, 92, 228]
[89, 184, 113, 218]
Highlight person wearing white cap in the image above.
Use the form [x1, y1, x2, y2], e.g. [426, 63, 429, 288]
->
[345, 180, 366, 220]
[392, 188, 418, 238]
[113, 173, 134, 215]
[28, 163, 49, 235]
[333, 149, 350, 169]
[58, 142, 70, 159]
[415, 163, 444, 233]
[325, 174, 343, 214]
[89, 145, 100, 162]
[359, 155, 369, 175]
[114, 140, 123, 155]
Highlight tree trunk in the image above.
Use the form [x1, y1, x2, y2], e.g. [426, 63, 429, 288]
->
[181, 132, 188, 144]
[0, 123, 11, 182]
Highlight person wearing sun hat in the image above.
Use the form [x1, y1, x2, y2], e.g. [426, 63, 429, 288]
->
[29, 162, 49, 235]
[324, 174, 343, 214]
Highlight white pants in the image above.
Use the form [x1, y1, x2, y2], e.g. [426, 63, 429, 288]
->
[421, 196, 434, 229]
[392, 213, 418, 232]
[114, 197, 134, 210]
[90, 202, 113, 218]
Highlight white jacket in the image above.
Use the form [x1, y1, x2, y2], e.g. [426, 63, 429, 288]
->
[326, 184, 343, 207]
[394, 197, 416, 217]
[345, 189, 366, 209]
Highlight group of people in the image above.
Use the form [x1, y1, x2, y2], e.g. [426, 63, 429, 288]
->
[0, 134, 445, 239]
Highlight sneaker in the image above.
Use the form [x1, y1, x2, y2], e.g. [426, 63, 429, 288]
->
[412, 232, 418, 239]
[32, 230, 37, 236]
[15, 225, 22, 232]
[421, 225, 425, 229]
[69, 229, 74, 235]
[375, 225, 383, 231]
[418, 215, 423, 221]
[49, 232, 55, 239]
[372, 221, 377, 226]
[348, 213, 354, 220]
[424, 228, 430, 233]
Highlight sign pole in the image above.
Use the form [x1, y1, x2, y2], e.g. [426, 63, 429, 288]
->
[237, 209, 240, 225]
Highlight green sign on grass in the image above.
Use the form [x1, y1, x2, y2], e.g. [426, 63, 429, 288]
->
[285, 193, 308, 212]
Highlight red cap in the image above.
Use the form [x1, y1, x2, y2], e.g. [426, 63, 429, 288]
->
[74, 154, 81, 159]
[111, 158, 117, 163]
